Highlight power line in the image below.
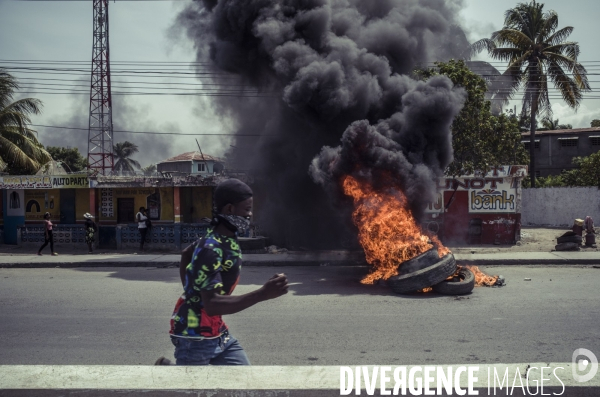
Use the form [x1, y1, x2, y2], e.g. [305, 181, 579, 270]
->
[31, 124, 274, 136]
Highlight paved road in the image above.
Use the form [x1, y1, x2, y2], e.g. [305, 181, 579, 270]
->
[0, 265, 598, 366]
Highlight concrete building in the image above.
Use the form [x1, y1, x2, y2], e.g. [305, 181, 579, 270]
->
[157, 152, 224, 176]
[521, 127, 600, 177]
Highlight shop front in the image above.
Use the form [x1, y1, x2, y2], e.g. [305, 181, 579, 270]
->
[424, 165, 527, 245]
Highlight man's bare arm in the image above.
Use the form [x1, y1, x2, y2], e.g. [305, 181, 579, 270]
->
[200, 274, 288, 316]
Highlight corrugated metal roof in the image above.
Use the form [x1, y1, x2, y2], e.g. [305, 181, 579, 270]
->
[158, 151, 223, 164]
[521, 127, 600, 137]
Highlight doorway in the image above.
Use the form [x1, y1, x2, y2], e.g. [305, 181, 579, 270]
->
[117, 198, 135, 224]
[59, 189, 76, 224]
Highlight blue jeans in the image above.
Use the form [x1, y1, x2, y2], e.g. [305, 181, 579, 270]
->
[170, 331, 250, 365]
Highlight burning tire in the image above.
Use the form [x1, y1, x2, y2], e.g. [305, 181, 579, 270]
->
[387, 253, 457, 294]
[432, 268, 475, 295]
[397, 248, 440, 275]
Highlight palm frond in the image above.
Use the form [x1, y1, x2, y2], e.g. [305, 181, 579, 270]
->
[504, 7, 533, 39]
[0, 135, 42, 172]
[491, 29, 533, 50]
[1, 126, 52, 164]
[470, 38, 496, 56]
[490, 47, 530, 63]
[544, 26, 574, 47]
[547, 60, 583, 108]
[544, 53, 590, 90]
[545, 42, 579, 60]
[537, 11, 559, 43]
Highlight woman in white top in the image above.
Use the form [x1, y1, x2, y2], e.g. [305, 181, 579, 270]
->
[136, 206, 149, 251]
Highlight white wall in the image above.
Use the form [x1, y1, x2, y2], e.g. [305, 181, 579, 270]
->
[521, 187, 600, 226]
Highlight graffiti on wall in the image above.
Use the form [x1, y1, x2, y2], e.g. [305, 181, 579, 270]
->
[427, 176, 519, 214]
[24, 190, 60, 220]
[6, 189, 25, 217]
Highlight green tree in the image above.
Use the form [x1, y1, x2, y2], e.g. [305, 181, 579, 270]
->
[0, 69, 51, 174]
[472, 1, 590, 187]
[418, 60, 529, 177]
[560, 150, 600, 187]
[521, 174, 565, 187]
[141, 164, 156, 176]
[46, 146, 88, 172]
[113, 141, 141, 175]
[540, 116, 572, 130]
[591, 119, 600, 127]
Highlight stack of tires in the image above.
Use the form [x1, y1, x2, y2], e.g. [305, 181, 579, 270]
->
[555, 232, 582, 251]
[386, 248, 475, 295]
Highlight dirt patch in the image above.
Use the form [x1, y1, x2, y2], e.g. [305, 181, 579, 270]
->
[448, 226, 598, 254]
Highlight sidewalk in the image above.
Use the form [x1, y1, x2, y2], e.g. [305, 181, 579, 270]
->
[1, 227, 597, 268]
[0, 249, 598, 268]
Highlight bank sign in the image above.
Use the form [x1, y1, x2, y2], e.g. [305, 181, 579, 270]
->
[0, 174, 89, 189]
[426, 166, 526, 214]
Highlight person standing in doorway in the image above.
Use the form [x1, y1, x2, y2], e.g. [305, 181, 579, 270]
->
[136, 207, 149, 251]
[84, 213, 98, 254]
[37, 212, 58, 256]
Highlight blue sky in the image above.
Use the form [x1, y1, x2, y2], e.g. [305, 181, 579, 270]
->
[1, 0, 599, 167]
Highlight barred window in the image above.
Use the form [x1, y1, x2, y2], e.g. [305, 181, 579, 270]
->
[590, 136, 600, 146]
[559, 138, 578, 147]
[522, 140, 540, 150]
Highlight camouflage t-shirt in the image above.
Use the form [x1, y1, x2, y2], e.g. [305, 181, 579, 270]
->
[170, 229, 242, 338]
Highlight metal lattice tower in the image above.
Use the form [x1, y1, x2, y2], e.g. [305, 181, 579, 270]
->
[87, 0, 114, 175]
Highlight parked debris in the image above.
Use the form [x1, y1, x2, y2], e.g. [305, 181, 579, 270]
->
[495, 275, 506, 286]
[555, 242, 581, 251]
[265, 245, 288, 254]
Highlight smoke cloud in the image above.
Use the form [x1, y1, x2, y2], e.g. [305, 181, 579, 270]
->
[174, 0, 469, 248]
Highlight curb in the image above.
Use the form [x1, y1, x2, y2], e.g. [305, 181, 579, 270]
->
[1, 364, 598, 397]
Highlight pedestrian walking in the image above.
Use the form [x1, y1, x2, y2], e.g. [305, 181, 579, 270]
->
[37, 212, 57, 256]
[155, 178, 288, 366]
[136, 207, 149, 251]
[83, 213, 98, 254]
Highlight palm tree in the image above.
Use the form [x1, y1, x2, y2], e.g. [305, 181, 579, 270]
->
[141, 164, 156, 176]
[472, 1, 590, 187]
[0, 69, 51, 173]
[113, 141, 141, 175]
[540, 117, 572, 130]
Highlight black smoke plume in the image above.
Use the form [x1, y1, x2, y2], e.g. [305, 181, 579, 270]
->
[174, 0, 469, 248]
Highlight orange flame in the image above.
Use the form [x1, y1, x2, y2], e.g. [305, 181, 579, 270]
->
[464, 265, 499, 287]
[342, 175, 449, 284]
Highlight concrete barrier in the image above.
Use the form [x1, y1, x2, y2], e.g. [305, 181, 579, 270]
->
[0, 364, 598, 396]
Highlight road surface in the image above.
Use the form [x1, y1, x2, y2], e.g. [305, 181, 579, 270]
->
[0, 265, 598, 366]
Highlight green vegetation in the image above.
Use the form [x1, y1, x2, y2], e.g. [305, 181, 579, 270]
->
[46, 146, 88, 172]
[472, 1, 589, 187]
[0, 69, 51, 174]
[113, 141, 141, 175]
[418, 59, 528, 177]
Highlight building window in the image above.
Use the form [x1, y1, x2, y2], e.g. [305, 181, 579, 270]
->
[522, 140, 540, 150]
[559, 138, 578, 147]
[198, 163, 206, 172]
[535, 171, 541, 177]
[590, 136, 600, 146]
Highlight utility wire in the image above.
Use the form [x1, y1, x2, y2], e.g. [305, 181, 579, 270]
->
[31, 124, 274, 136]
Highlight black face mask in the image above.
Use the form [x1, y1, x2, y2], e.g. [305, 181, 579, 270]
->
[214, 214, 251, 236]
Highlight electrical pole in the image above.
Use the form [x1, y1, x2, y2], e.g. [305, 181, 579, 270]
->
[88, 0, 114, 175]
